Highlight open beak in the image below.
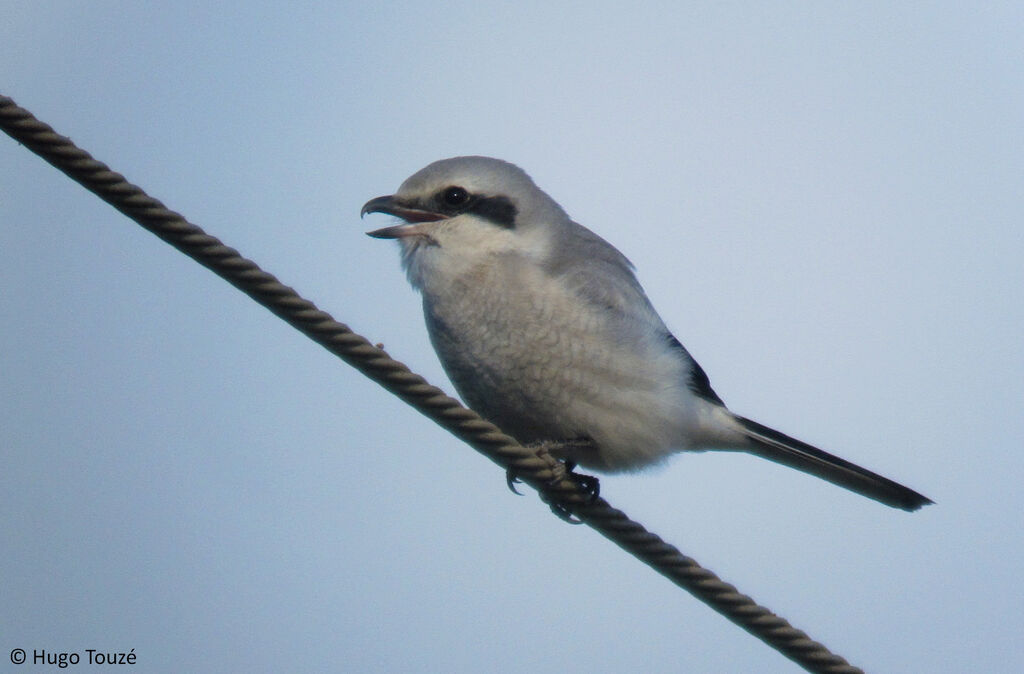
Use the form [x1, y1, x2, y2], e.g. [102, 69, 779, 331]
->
[361, 195, 446, 239]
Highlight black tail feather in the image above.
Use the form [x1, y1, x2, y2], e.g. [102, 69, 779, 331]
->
[736, 416, 933, 512]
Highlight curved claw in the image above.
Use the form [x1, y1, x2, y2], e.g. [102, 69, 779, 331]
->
[505, 469, 523, 495]
[572, 473, 601, 503]
[543, 462, 599, 524]
[549, 502, 584, 524]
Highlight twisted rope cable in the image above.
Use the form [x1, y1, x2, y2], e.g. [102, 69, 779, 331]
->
[1, 93, 863, 674]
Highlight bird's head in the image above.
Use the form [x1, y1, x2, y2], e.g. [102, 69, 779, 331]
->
[361, 156, 568, 276]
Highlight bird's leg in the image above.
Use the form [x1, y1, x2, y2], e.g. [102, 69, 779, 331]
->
[503, 440, 601, 523]
[544, 466, 601, 524]
[562, 462, 600, 502]
[505, 440, 565, 494]
[544, 439, 601, 502]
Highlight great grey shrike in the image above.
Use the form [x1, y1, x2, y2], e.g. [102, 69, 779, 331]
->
[362, 156, 931, 511]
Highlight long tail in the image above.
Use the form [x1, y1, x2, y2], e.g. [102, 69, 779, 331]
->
[735, 416, 933, 511]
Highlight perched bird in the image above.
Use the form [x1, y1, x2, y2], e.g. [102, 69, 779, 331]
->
[362, 156, 932, 511]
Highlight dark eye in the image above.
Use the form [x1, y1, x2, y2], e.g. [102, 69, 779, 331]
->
[440, 186, 470, 207]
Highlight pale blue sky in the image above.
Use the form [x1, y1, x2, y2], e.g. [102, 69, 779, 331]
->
[2, 3, 1022, 672]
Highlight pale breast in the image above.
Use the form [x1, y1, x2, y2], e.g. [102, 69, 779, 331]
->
[417, 255, 700, 469]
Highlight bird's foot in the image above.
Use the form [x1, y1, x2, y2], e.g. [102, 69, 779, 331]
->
[542, 458, 601, 524]
[564, 464, 601, 502]
[506, 441, 601, 523]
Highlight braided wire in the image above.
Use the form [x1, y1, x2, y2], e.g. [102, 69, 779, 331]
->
[1, 93, 864, 674]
